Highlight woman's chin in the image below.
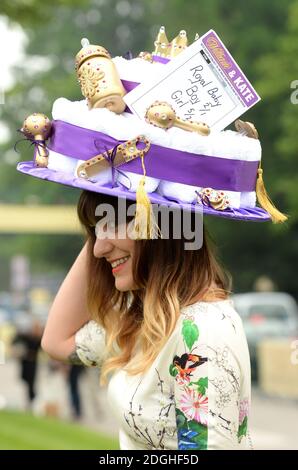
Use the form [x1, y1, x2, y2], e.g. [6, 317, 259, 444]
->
[114, 278, 134, 292]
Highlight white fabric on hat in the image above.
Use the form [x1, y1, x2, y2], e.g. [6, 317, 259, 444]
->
[116, 170, 160, 193]
[157, 180, 199, 204]
[240, 191, 256, 208]
[48, 150, 78, 174]
[112, 56, 164, 83]
[75, 161, 112, 184]
[157, 180, 242, 208]
[48, 150, 113, 184]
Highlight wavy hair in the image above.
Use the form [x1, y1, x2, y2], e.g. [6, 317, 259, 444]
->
[77, 190, 232, 385]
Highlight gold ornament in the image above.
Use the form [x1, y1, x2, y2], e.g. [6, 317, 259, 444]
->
[234, 120, 287, 223]
[153, 26, 170, 57]
[76, 135, 151, 179]
[197, 188, 230, 210]
[145, 101, 210, 136]
[138, 51, 153, 63]
[170, 30, 188, 58]
[21, 113, 51, 167]
[152, 26, 198, 59]
[75, 38, 127, 113]
[234, 119, 259, 139]
[255, 165, 288, 223]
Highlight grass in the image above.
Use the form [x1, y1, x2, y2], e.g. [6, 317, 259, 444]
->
[0, 410, 119, 450]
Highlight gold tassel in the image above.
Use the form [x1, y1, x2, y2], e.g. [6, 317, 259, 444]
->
[256, 163, 288, 224]
[133, 155, 161, 239]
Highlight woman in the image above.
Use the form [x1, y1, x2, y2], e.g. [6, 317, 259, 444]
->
[17, 32, 286, 450]
[41, 190, 251, 450]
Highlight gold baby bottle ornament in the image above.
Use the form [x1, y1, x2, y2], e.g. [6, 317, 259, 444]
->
[75, 38, 127, 113]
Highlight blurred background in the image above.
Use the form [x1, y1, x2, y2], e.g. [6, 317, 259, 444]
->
[0, 0, 298, 450]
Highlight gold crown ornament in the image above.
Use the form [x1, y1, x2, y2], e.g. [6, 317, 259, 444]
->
[152, 26, 199, 59]
[145, 101, 210, 136]
[75, 38, 127, 113]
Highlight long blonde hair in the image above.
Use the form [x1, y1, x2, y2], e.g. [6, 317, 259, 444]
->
[77, 190, 232, 385]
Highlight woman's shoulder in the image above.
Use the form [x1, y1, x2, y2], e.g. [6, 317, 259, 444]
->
[179, 297, 245, 337]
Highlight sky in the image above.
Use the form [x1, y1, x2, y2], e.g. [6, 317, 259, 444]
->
[0, 16, 27, 144]
[0, 15, 27, 91]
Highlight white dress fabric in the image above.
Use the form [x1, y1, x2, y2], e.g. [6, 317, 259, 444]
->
[75, 299, 251, 450]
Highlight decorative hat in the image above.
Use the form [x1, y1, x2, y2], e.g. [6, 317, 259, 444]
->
[16, 27, 287, 238]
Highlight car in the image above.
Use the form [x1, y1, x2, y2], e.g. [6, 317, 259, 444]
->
[232, 292, 298, 381]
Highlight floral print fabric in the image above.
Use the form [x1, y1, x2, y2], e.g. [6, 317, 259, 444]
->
[171, 302, 250, 449]
[75, 299, 251, 450]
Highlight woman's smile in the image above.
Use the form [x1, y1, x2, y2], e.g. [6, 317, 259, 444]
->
[111, 255, 131, 274]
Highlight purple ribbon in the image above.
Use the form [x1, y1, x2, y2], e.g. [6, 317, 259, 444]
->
[14, 129, 48, 160]
[47, 120, 259, 192]
[121, 79, 140, 93]
[121, 79, 140, 114]
[151, 54, 170, 64]
[94, 142, 117, 188]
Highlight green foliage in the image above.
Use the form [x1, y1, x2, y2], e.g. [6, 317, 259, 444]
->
[182, 319, 199, 350]
[187, 419, 208, 450]
[0, 0, 297, 297]
[189, 377, 208, 395]
[0, 1, 89, 25]
[169, 362, 179, 377]
[238, 415, 248, 441]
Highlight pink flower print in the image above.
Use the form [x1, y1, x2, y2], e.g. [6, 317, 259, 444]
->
[239, 398, 249, 423]
[180, 388, 208, 425]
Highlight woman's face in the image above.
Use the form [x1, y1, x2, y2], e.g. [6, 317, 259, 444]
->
[93, 220, 137, 292]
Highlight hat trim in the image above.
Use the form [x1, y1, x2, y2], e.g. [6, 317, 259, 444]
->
[17, 161, 271, 222]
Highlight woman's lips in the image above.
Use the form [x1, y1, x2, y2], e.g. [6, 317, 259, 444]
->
[112, 257, 129, 274]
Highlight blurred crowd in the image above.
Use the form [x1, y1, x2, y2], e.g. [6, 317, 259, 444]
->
[0, 303, 103, 422]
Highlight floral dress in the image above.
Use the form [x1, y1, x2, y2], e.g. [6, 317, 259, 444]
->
[75, 298, 251, 450]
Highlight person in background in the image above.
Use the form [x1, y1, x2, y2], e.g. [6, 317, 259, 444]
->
[67, 363, 85, 420]
[12, 315, 43, 409]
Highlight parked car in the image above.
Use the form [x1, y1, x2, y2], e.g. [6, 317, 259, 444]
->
[232, 292, 298, 381]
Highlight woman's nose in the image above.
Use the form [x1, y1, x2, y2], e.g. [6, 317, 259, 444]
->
[93, 236, 115, 259]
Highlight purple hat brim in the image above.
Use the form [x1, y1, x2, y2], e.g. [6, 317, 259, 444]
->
[17, 161, 271, 222]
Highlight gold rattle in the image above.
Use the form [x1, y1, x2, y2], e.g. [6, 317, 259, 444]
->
[145, 101, 210, 136]
[21, 113, 52, 167]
